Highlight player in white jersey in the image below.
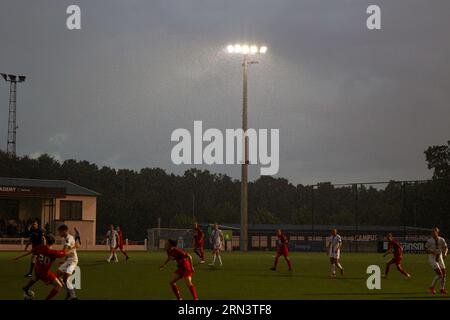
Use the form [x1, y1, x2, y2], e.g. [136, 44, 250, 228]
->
[209, 223, 224, 267]
[106, 224, 119, 263]
[327, 229, 344, 277]
[425, 227, 448, 295]
[56, 224, 79, 300]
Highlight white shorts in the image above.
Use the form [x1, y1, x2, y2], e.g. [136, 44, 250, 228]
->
[329, 250, 340, 260]
[59, 260, 78, 275]
[108, 242, 117, 249]
[213, 243, 222, 251]
[428, 255, 446, 270]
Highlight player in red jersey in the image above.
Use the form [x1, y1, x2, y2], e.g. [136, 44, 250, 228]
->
[160, 239, 198, 300]
[383, 233, 411, 278]
[115, 226, 129, 261]
[13, 234, 70, 300]
[193, 222, 205, 264]
[270, 229, 293, 271]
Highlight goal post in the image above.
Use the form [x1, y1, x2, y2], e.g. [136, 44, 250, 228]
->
[147, 228, 194, 251]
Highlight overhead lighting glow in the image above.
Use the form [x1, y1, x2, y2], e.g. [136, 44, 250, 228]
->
[226, 44, 268, 55]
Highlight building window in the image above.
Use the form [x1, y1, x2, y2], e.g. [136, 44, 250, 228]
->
[257, 236, 267, 248]
[271, 236, 278, 248]
[60, 201, 82, 220]
[232, 236, 240, 248]
[252, 236, 260, 248]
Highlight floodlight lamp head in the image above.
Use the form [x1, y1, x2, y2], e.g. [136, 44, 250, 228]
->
[226, 44, 267, 55]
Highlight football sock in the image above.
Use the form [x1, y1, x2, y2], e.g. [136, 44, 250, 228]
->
[431, 275, 440, 288]
[114, 253, 119, 262]
[440, 275, 446, 290]
[200, 248, 204, 260]
[108, 253, 113, 261]
[171, 283, 181, 300]
[331, 264, 336, 274]
[218, 255, 222, 265]
[287, 259, 292, 270]
[28, 262, 35, 274]
[385, 263, 391, 275]
[212, 255, 216, 265]
[273, 256, 279, 268]
[45, 288, 60, 300]
[189, 284, 198, 300]
[337, 263, 343, 271]
[397, 265, 408, 277]
[66, 275, 74, 290]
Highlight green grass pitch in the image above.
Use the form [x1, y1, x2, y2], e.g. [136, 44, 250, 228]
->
[0, 251, 447, 300]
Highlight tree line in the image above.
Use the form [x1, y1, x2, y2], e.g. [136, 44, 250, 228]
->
[0, 140, 449, 240]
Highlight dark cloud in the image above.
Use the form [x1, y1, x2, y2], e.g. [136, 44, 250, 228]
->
[1, 0, 449, 184]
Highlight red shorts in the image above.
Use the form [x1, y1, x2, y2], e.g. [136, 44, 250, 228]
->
[116, 244, 124, 250]
[35, 270, 57, 285]
[278, 245, 289, 257]
[175, 261, 193, 278]
[175, 267, 193, 278]
[194, 240, 204, 248]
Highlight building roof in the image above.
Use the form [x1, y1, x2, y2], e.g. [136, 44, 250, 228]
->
[0, 177, 100, 196]
[221, 224, 430, 233]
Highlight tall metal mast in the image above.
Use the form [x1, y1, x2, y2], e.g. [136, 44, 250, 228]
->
[1, 73, 26, 157]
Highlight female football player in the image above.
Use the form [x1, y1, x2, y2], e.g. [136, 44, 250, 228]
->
[160, 239, 198, 300]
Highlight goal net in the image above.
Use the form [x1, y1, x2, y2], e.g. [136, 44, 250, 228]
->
[147, 228, 194, 251]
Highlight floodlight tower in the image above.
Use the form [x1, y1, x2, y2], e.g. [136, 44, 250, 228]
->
[1, 73, 26, 157]
[226, 44, 267, 251]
